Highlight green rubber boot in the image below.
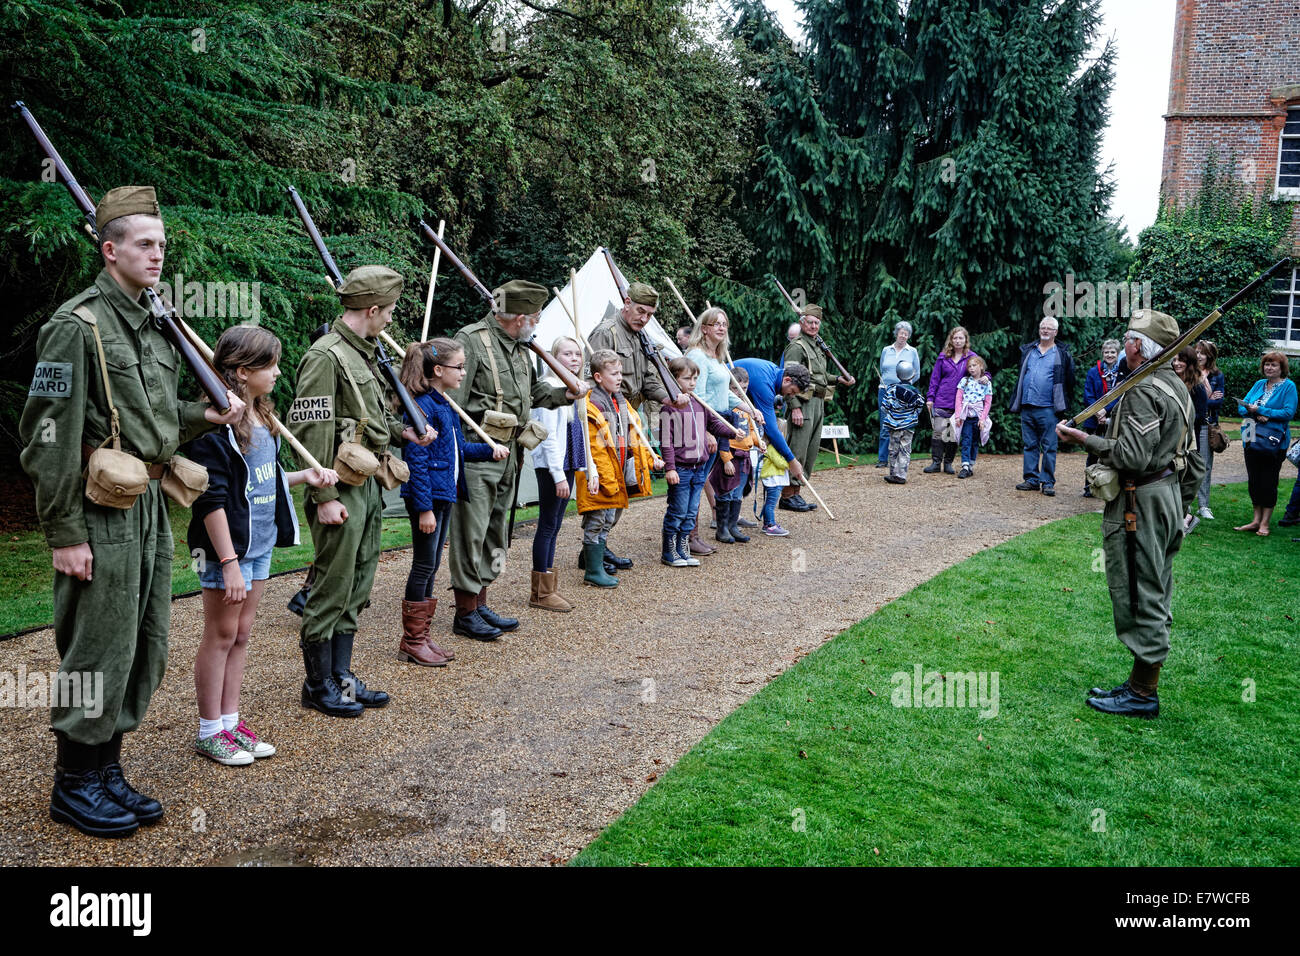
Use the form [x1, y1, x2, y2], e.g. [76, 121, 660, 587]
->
[582, 541, 619, 588]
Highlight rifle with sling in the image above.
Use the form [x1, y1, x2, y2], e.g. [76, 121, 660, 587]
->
[600, 248, 686, 406]
[285, 186, 430, 438]
[14, 101, 231, 413]
[770, 275, 854, 383]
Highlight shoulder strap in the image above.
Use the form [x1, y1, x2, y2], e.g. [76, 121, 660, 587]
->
[72, 305, 121, 449]
[476, 328, 505, 412]
[1150, 374, 1196, 462]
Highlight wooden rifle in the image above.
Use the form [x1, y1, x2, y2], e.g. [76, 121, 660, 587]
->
[770, 275, 855, 383]
[286, 186, 429, 437]
[1067, 258, 1292, 427]
[600, 247, 685, 405]
[415, 219, 584, 395]
[13, 100, 231, 412]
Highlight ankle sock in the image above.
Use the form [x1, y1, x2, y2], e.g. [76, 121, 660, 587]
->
[221, 712, 239, 732]
[199, 717, 224, 740]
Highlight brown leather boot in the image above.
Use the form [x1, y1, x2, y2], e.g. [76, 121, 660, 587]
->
[688, 528, 716, 555]
[399, 599, 448, 667]
[420, 597, 454, 661]
[530, 570, 574, 612]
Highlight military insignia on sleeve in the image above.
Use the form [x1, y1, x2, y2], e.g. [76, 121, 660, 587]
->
[29, 362, 73, 398]
[1130, 418, 1161, 435]
[287, 395, 333, 424]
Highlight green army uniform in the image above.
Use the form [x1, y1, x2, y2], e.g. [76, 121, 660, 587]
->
[21, 270, 213, 743]
[291, 266, 407, 713]
[783, 322, 830, 491]
[20, 185, 218, 836]
[1082, 310, 1203, 717]
[587, 288, 672, 410]
[447, 281, 569, 635]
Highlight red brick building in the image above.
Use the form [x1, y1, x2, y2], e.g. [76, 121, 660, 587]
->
[1161, 0, 1300, 352]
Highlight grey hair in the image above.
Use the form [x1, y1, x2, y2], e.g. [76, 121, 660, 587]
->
[1102, 338, 1121, 353]
[893, 320, 913, 337]
[1127, 331, 1162, 360]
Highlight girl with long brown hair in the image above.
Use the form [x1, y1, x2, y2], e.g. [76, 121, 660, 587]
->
[183, 325, 338, 765]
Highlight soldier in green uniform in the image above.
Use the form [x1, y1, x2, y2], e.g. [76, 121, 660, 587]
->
[781, 304, 853, 512]
[1057, 310, 1203, 718]
[291, 266, 434, 716]
[587, 281, 688, 566]
[446, 280, 586, 640]
[20, 186, 246, 837]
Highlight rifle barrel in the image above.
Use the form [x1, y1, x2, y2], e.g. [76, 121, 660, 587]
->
[286, 186, 343, 289]
[418, 219, 495, 307]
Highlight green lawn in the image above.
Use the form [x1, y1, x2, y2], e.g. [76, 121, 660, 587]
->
[1, 449, 854, 635]
[573, 479, 1300, 867]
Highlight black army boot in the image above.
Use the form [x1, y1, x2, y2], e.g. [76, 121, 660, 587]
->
[452, 588, 503, 640]
[332, 632, 389, 708]
[50, 732, 139, 838]
[603, 546, 633, 570]
[300, 640, 363, 717]
[476, 587, 519, 632]
[99, 733, 163, 825]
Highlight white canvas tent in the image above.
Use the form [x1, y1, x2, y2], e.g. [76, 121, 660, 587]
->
[531, 247, 682, 363]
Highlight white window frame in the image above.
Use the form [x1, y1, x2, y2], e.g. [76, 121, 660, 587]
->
[1267, 266, 1300, 353]
[1275, 105, 1300, 199]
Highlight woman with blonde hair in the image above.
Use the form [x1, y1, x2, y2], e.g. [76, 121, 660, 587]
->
[685, 307, 744, 551]
[923, 325, 981, 474]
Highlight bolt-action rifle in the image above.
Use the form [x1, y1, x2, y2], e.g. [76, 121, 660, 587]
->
[770, 275, 855, 383]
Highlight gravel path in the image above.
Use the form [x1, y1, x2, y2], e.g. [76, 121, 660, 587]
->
[0, 448, 1250, 866]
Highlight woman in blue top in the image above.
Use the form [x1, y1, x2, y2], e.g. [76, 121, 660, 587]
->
[1234, 351, 1298, 536]
[398, 338, 509, 664]
[685, 308, 743, 552]
[877, 321, 921, 467]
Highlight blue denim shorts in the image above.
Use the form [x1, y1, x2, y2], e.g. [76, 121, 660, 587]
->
[199, 548, 272, 591]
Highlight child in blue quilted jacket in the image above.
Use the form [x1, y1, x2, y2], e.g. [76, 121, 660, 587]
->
[398, 338, 508, 666]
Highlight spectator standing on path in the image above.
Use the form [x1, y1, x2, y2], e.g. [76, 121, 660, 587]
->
[1171, 346, 1207, 534]
[1233, 351, 1297, 537]
[1081, 339, 1122, 498]
[1194, 340, 1224, 520]
[676, 326, 691, 351]
[1009, 316, 1075, 497]
[685, 307, 741, 554]
[877, 320, 921, 468]
[923, 326, 979, 476]
[786, 322, 801, 344]
[880, 361, 926, 484]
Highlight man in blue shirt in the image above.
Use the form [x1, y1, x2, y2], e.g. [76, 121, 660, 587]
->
[733, 357, 809, 485]
[1008, 317, 1075, 496]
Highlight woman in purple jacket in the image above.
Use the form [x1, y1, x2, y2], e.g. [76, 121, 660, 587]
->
[923, 326, 980, 474]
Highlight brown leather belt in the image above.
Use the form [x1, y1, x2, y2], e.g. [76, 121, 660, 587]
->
[1130, 466, 1174, 488]
[82, 443, 166, 479]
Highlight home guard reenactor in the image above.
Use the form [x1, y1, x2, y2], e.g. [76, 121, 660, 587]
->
[781, 304, 839, 512]
[1056, 310, 1204, 718]
[290, 265, 434, 717]
[19, 186, 245, 837]
[446, 279, 584, 640]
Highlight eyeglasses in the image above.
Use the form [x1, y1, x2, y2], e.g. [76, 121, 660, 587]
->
[437, 363, 467, 371]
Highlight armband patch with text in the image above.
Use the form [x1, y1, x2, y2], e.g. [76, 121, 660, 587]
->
[287, 395, 334, 424]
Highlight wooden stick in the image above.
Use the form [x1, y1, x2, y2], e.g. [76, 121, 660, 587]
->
[175, 318, 324, 471]
[379, 329, 507, 453]
[565, 269, 598, 482]
[663, 276, 697, 326]
[799, 473, 835, 520]
[419, 219, 445, 342]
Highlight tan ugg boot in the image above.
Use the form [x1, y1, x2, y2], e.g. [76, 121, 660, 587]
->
[530, 570, 574, 612]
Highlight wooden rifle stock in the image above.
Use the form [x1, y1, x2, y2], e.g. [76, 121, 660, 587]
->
[416, 219, 584, 395]
[1068, 257, 1293, 427]
[14, 101, 230, 412]
[287, 186, 429, 437]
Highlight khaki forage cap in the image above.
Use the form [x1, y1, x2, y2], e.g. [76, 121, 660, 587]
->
[626, 281, 659, 307]
[494, 279, 548, 315]
[96, 186, 160, 229]
[1128, 309, 1179, 348]
[801, 304, 824, 320]
[338, 265, 404, 308]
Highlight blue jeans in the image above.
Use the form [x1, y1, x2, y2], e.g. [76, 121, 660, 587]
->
[762, 485, 781, 526]
[664, 462, 709, 535]
[1020, 406, 1058, 487]
[877, 387, 890, 464]
[959, 418, 981, 466]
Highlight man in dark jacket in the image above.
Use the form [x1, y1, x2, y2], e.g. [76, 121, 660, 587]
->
[1008, 317, 1075, 496]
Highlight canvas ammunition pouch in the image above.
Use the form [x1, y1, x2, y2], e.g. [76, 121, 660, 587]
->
[814, 384, 835, 401]
[161, 454, 210, 507]
[517, 418, 548, 450]
[481, 409, 520, 443]
[74, 306, 152, 510]
[332, 352, 383, 485]
[375, 453, 410, 490]
[1085, 461, 1120, 502]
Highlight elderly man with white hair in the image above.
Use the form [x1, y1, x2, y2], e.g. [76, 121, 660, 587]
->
[1009, 315, 1075, 496]
[876, 320, 921, 467]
